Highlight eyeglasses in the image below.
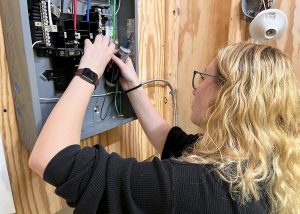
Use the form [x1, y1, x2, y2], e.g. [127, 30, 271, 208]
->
[192, 70, 219, 89]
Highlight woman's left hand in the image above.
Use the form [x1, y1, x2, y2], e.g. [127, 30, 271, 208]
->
[78, 35, 116, 77]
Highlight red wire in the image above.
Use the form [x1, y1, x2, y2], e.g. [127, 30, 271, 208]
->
[74, 0, 77, 31]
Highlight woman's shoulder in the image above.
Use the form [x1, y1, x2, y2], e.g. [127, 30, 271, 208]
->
[162, 126, 200, 159]
[163, 159, 218, 181]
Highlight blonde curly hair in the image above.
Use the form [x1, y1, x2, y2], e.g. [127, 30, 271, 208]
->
[182, 42, 300, 213]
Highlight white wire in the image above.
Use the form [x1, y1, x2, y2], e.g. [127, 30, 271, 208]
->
[261, 0, 267, 10]
[32, 41, 43, 48]
[39, 91, 118, 103]
[39, 78, 178, 126]
[48, 0, 53, 25]
[115, 0, 121, 15]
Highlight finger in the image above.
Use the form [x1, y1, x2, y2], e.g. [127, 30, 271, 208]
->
[102, 36, 110, 46]
[94, 34, 103, 44]
[84, 39, 92, 52]
[84, 39, 92, 46]
[112, 54, 126, 69]
[108, 42, 116, 52]
[125, 57, 134, 69]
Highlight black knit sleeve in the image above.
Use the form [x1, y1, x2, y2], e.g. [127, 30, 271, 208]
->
[43, 144, 173, 214]
[161, 126, 199, 159]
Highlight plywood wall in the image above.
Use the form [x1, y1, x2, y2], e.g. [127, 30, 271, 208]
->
[177, 0, 300, 134]
[274, 0, 300, 80]
[0, 0, 299, 213]
[177, 0, 232, 133]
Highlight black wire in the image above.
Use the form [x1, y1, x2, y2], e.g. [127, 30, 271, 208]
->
[71, 0, 73, 16]
[100, 85, 111, 120]
[100, 96, 114, 120]
[100, 63, 115, 120]
[61, 0, 64, 13]
[114, 82, 122, 115]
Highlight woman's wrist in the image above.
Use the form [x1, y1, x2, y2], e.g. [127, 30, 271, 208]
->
[124, 83, 142, 94]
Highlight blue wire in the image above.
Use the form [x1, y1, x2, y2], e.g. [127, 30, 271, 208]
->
[87, 0, 91, 22]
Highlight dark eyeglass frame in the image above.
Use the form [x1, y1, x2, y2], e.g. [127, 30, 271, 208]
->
[192, 70, 218, 89]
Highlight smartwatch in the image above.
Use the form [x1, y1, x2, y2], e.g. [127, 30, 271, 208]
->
[75, 68, 99, 89]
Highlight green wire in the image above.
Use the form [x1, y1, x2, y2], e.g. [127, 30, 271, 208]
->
[113, 0, 117, 41]
[119, 91, 122, 114]
[114, 87, 121, 115]
[114, 92, 119, 115]
[112, 0, 120, 114]
[114, 83, 119, 114]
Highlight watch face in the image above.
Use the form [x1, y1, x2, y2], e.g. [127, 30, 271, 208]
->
[82, 68, 98, 82]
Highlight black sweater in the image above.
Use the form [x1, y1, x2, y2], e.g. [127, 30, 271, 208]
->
[43, 127, 268, 213]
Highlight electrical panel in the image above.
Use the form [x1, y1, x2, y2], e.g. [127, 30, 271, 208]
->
[0, 0, 138, 150]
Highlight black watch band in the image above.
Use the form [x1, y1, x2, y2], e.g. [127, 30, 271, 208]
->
[75, 68, 99, 89]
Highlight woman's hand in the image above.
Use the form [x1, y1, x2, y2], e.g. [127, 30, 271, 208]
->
[112, 54, 171, 153]
[78, 35, 115, 77]
[112, 55, 140, 91]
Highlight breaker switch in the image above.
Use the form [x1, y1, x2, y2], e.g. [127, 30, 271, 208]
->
[42, 69, 72, 92]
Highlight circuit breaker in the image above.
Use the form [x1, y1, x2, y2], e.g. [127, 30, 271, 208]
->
[0, 0, 138, 150]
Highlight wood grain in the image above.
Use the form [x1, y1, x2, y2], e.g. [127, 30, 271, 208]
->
[177, 0, 300, 134]
[228, 0, 248, 43]
[274, 0, 300, 81]
[177, 0, 231, 133]
[164, 0, 180, 125]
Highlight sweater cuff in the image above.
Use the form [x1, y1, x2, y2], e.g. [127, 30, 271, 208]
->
[43, 144, 81, 187]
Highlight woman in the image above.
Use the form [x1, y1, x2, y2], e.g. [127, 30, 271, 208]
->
[29, 35, 300, 213]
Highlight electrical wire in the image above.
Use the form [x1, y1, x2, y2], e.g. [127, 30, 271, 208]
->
[61, 0, 64, 13]
[39, 91, 118, 103]
[119, 91, 122, 115]
[40, 79, 177, 125]
[114, 84, 120, 115]
[74, 0, 77, 31]
[261, 0, 267, 10]
[100, 67, 117, 120]
[100, 87, 110, 120]
[114, 83, 123, 116]
[112, 0, 117, 41]
[101, 98, 114, 120]
[32, 41, 43, 48]
[140, 79, 178, 126]
[87, 0, 91, 22]
[48, 0, 53, 25]
[67, 0, 72, 13]
[39, 71, 177, 125]
[76, 0, 106, 5]
[115, 0, 121, 15]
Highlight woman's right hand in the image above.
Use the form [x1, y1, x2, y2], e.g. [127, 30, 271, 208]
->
[111, 55, 140, 92]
